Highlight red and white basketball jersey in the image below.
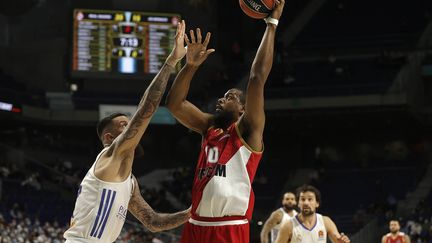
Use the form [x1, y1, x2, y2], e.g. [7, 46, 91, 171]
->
[191, 123, 262, 222]
[384, 232, 406, 243]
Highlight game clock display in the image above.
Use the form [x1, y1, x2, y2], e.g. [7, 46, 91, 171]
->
[72, 9, 180, 77]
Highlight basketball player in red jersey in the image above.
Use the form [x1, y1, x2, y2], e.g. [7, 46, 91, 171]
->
[381, 220, 411, 243]
[165, 1, 285, 242]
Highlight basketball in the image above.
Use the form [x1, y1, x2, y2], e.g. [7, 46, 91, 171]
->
[239, 0, 275, 19]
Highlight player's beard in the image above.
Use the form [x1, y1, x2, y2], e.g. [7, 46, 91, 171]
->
[283, 205, 296, 211]
[301, 207, 315, 216]
[390, 229, 399, 234]
[212, 110, 236, 129]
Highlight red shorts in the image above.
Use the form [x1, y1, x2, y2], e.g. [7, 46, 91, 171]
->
[180, 221, 250, 243]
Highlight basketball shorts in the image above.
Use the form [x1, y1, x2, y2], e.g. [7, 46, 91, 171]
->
[180, 220, 250, 243]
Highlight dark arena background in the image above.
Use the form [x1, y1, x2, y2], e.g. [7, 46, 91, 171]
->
[1, 0, 432, 242]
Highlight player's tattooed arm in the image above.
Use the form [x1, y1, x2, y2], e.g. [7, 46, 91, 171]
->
[113, 63, 173, 150]
[108, 20, 187, 157]
[128, 176, 191, 232]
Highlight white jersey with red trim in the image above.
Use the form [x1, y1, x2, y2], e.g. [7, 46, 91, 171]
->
[190, 123, 263, 223]
[64, 148, 134, 242]
[290, 213, 327, 243]
[271, 209, 298, 243]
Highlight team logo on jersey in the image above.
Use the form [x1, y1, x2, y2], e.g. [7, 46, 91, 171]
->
[116, 205, 127, 221]
[294, 233, 302, 241]
[318, 230, 325, 240]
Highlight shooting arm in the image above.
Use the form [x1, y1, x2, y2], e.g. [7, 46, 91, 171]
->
[238, 0, 284, 151]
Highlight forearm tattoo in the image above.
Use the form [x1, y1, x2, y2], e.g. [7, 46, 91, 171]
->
[124, 64, 174, 140]
[147, 209, 190, 232]
[129, 190, 190, 232]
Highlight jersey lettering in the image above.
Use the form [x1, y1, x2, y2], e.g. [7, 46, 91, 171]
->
[198, 164, 226, 179]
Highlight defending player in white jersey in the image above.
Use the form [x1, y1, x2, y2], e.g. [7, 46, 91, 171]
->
[261, 192, 298, 243]
[275, 185, 350, 243]
[64, 20, 191, 243]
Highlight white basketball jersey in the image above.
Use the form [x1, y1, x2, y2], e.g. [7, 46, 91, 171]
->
[271, 208, 298, 243]
[64, 148, 134, 243]
[290, 213, 327, 243]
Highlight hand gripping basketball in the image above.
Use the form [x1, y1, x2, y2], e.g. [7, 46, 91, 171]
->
[270, 0, 285, 21]
[264, 0, 285, 26]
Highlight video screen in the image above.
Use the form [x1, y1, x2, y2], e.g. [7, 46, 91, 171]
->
[72, 9, 180, 77]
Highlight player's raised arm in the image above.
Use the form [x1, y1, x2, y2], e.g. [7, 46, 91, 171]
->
[237, 0, 285, 151]
[128, 176, 191, 232]
[323, 216, 350, 243]
[274, 219, 292, 243]
[107, 21, 186, 157]
[260, 210, 283, 243]
[166, 27, 215, 134]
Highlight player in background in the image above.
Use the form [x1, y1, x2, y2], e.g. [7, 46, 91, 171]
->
[381, 220, 411, 243]
[165, 1, 285, 242]
[275, 185, 350, 243]
[64, 20, 190, 242]
[260, 192, 298, 243]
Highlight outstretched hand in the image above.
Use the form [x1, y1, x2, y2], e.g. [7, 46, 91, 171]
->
[270, 0, 285, 20]
[185, 28, 215, 67]
[166, 20, 187, 67]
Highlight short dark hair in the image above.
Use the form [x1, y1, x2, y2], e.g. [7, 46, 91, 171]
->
[96, 113, 127, 140]
[283, 191, 296, 200]
[389, 219, 400, 224]
[296, 185, 321, 203]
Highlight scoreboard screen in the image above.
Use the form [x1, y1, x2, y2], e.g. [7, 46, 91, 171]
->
[72, 9, 180, 77]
